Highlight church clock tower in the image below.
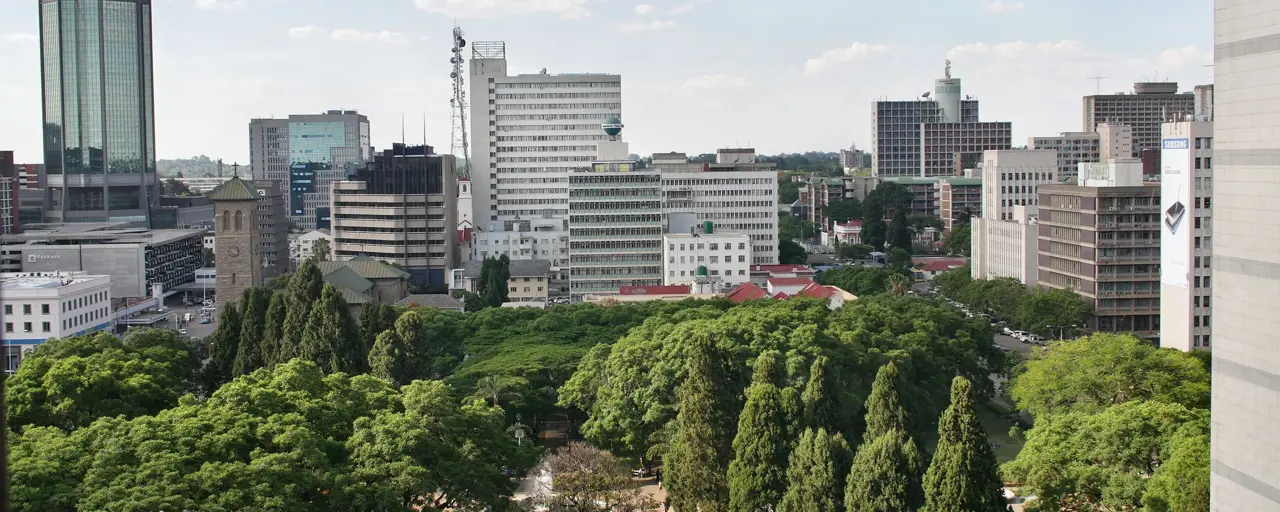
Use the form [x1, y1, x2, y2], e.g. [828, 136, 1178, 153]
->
[207, 173, 262, 305]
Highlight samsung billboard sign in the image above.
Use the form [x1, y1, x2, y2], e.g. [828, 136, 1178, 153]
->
[1160, 137, 1192, 289]
[1162, 138, 1190, 150]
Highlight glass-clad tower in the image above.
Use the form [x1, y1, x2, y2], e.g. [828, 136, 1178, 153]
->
[39, 0, 158, 227]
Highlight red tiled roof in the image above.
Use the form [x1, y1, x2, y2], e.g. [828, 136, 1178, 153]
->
[767, 277, 815, 287]
[797, 282, 838, 299]
[726, 283, 769, 303]
[619, 285, 691, 295]
[920, 260, 966, 272]
[772, 292, 790, 299]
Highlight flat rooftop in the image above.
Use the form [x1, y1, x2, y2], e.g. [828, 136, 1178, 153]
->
[1, 225, 205, 246]
[1, 272, 109, 290]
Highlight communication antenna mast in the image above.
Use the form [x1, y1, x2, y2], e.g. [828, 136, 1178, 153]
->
[449, 24, 472, 177]
[1087, 76, 1109, 95]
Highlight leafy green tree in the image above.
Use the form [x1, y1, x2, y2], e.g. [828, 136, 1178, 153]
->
[1010, 333, 1211, 417]
[206, 302, 242, 388]
[837, 243, 874, 261]
[779, 427, 851, 512]
[232, 288, 270, 376]
[537, 442, 658, 512]
[311, 237, 331, 261]
[889, 209, 913, 253]
[357, 302, 394, 353]
[845, 429, 925, 512]
[259, 291, 287, 366]
[818, 265, 895, 296]
[863, 362, 910, 442]
[1014, 287, 1093, 338]
[471, 375, 524, 407]
[5, 330, 197, 431]
[279, 258, 323, 360]
[665, 330, 734, 512]
[887, 273, 911, 296]
[368, 330, 407, 384]
[922, 376, 1005, 512]
[299, 284, 362, 374]
[395, 307, 466, 381]
[802, 356, 842, 433]
[478, 256, 512, 308]
[861, 194, 887, 251]
[780, 238, 808, 264]
[1003, 401, 1208, 511]
[933, 266, 972, 298]
[779, 214, 819, 242]
[887, 247, 913, 275]
[942, 222, 971, 257]
[728, 352, 790, 512]
[826, 198, 862, 224]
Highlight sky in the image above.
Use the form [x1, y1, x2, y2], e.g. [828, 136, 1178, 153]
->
[0, 0, 1215, 165]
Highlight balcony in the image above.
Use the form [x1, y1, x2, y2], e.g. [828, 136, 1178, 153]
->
[1097, 238, 1160, 247]
[1096, 255, 1159, 263]
[1095, 289, 1160, 298]
[1096, 272, 1160, 282]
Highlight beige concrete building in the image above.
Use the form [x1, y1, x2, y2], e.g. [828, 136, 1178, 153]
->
[1036, 160, 1160, 335]
[919, 121, 1013, 177]
[980, 149, 1058, 222]
[1209, 4, 1280, 509]
[454, 259, 553, 304]
[1082, 82, 1195, 157]
[971, 205, 1038, 286]
[1028, 123, 1131, 182]
[937, 176, 981, 231]
[1158, 120, 1214, 352]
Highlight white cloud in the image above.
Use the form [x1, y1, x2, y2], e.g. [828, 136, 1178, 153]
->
[1156, 45, 1212, 71]
[947, 40, 1084, 59]
[681, 73, 751, 91]
[1, 33, 37, 43]
[412, 0, 592, 19]
[194, 0, 245, 10]
[616, 20, 676, 33]
[982, 0, 1024, 13]
[330, 29, 409, 43]
[634, 4, 655, 14]
[287, 25, 320, 39]
[803, 42, 889, 77]
[666, 1, 699, 14]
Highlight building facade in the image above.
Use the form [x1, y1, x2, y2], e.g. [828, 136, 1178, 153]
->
[208, 177, 263, 304]
[657, 150, 780, 264]
[1193, 84, 1214, 121]
[330, 144, 457, 292]
[2, 271, 113, 371]
[468, 41, 621, 230]
[872, 99, 979, 177]
[249, 110, 371, 230]
[1158, 120, 1213, 352]
[1082, 82, 1196, 157]
[250, 179, 290, 277]
[663, 229, 752, 289]
[39, 0, 159, 226]
[1029, 132, 1100, 182]
[1, 225, 203, 299]
[1036, 160, 1160, 335]
[0, 152, 16, 235]
[289, 229, 332, 265]
[979, 149, 1058, 222]
[919, 121, 1013, 177]
[567, 131, 662, 300]
[971, 205, 1038, 286]
[937, 176, 981, 231]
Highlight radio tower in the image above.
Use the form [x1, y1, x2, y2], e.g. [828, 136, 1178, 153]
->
[449, 25, 471, 177]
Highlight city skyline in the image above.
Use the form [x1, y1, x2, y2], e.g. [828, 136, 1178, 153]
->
[0, 0, 1214, 164]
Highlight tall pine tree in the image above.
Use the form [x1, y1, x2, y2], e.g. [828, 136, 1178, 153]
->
[232, 288, 269, 376]
[921, 376, 1006, 512]
[728, 352, 790, 512]
[368, 330, 407, 384]
[666, 330, 733, 512]
[279, 259, 323, 360]
[863, 361, 910, 442]
[358, 301, 386, 352]
[206, 302, 242, 389]
[846, 362, 925, 512]
[845, 429, 926, 512]
[298, 284, 360, 374]
[259, 292, 287, 366]
[779, 427, 851, 512]
[802, 356, 843, 434]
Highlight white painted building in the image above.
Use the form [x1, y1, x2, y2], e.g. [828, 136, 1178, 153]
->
[176, 176, 232, 194]
[657, 149, 780, 264]
[1159, 119, 1213, 352]
[471, 219, 569, 266]
[289, 229, 333, 264]
[980, 149, 1058, 221]
[457, 178, 473, 231]
[662, 230, 752, 288]
[1, 271, 113, 371]
[1096, 123, 1134, 163]
[971, 205, 1039, 286]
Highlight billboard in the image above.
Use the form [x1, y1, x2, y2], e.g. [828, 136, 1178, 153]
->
[1160, 137, 1191, 289]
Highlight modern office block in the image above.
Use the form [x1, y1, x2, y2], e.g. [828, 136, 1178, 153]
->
[39, 0, 159, 226]
[979, 149, 1058, 222]
[1158, 120, 1213, 352]
[657, 149, 780, 264]
[249, 110, 371, 230]
[1082, 82, 1196, 157]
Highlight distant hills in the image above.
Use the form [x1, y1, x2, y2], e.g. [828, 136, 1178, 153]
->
[157, 156, 243, 178]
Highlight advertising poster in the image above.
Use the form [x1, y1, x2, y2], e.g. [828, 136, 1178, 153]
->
[1160, 137, 1191, 289]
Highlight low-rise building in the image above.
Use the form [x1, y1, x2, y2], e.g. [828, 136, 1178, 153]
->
[395, 294, 465, 312]
[290, 229, 333, 264]
[662, 227, 751, 289]
[2, 271, 113, 371]
[453, 259, 554, 304]
[316, 256, 412, 316]
[937, 176, 981, 232]
[971, 205, 1039, 286]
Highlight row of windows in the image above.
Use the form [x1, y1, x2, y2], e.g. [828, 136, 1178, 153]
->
[662, 178, 775, 186]
[671, 255, 748, 264]
[496, 114, 614, 121]
[495, 92, 621, 100]
[495, 82, 619, 89]
[498, 156, 594, 163]
[496, 103, 620, 110]
[496, 124, 604, 132]
[497, 177, 567, 184]
[671, 242, 748, 251]
[497, 135, 609, 142]
[497, 145, 598, 152]
[671, 269, 747, 277]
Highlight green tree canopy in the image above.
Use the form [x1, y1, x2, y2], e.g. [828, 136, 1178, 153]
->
[6, 329, 197, 432]
[280, 258, 324, 359]
[1014, 287, 1093, 338]
[780, 238, 809, 264]
[728, 352, 791, 512]
[665, 330, 735, 511]
[942, 222, 971, 257]
[299, 283, 363, 374]
[536, 442, 658, 512]
[863, 362, 910, 442]
[206, 302, 242, 389]
[1010, 333, 1211, 418]
[922, 376, 1006, 512]
[826, 198, 862, 224]
[844, 428, 925, 512]
[817, 265, 895, 297]
[778, 427, 851, 512]
[232, 287, 271, 376]
[259, 291, 287, 366]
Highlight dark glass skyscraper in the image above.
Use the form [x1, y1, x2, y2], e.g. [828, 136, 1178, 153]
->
[39, 0, 158, 227]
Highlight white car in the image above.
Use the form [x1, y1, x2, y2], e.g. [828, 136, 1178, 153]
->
[1002, 327, 1014, 335]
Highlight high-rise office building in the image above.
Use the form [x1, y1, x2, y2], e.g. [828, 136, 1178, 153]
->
[249, 110, 371, 230]
[1210, 4, 1280, 509]
[1082, 82, 1196, 157]
[657, 150, 780, 265]
[331, 144, 457, 292]
[1158, 120, 1213, 352]
[39, 0, 159, 227]
[468, 41, 621, 229]
[567, 120, 662, 301]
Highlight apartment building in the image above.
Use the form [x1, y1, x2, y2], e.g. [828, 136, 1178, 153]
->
[872, 100, 979, 177]
[980, 149, 1058, 222]
[1082, 82, 1196, 157]
[1036, 159, 1160, 335]
[249, 110, 371, 230]
[330, 144, 457, 292]
[657, 150, 780, 264]
[249, 179, 290, 278]
[938, 176, 982, 231]
[2, 271, 113, 371]
[879, 177, 942, 217]
[919, 121, 1013, 177]
[1159, 120, 1213, 352]
[663, 226, 752, 289]
[567, 130, 662, 300]
[971, 205, 1038, 286]
[1209, 6, 1279, 508]
[806, 175, 878, 228]
[1193, 84, 1214, 121]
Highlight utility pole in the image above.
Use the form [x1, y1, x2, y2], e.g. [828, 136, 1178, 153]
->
[1086, 76, 1109, 95]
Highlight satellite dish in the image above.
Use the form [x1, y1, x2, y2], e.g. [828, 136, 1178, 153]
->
[922, 91, 931, 98]
[540, 68, 548, 74]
